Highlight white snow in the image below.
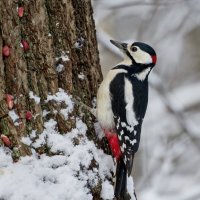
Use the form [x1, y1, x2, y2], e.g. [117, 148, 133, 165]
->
[21, 136, 32, 146]
[127, 176, 136, 200]
[29, 91, 40, 104]
[8, 110, 20, 126]
[101, 180, 114, 199]
[56, 64, 64, 73]
[78, 73, 85, 80]
[45, 88, 74, 120]
[74, 37, 84, 49]
[0, 117, 115, 200]
[20, 42, 23, 48]
[94, 122, 105, 139]
[0, 152, 92, 200]
[56, 52, 69, 62]
[42, 110, 50, 117]
[30, 130, 36, 139]
[0, 90, 116, 200]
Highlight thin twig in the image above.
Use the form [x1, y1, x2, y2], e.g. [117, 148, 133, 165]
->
[96, 0, 183, 10]
[150, 73, 200, 148]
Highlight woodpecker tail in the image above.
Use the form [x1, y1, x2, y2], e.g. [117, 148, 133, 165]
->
[114, 158, 131, 200]
[114, 154, 135, 200]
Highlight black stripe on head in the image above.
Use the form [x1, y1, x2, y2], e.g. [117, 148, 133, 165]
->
[125, 50, 135, 64]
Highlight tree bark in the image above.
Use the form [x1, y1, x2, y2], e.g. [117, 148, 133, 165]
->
[0, 1, 104, 197]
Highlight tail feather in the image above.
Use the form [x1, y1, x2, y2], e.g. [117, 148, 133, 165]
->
[126, 154, 135, 176]
[114, 158, 131, 200]
[114, 158, 126, 198]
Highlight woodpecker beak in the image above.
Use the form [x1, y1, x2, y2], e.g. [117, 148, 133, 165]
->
[110, 40, 127, 51]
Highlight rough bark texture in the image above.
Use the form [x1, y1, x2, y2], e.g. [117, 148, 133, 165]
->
[0, 0, 103, 186]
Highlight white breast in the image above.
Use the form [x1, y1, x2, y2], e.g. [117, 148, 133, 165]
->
[97, 69, 127, 129]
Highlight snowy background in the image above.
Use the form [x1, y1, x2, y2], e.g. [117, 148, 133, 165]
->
[93, 0, 200, 200]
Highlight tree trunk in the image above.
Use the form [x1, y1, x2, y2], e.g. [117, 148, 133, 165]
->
[0, 0, 105, 198]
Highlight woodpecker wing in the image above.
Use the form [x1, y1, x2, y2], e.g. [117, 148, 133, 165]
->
[110, 70, 148, 175]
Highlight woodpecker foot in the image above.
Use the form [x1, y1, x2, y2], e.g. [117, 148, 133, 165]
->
[103, 129, 122, 160]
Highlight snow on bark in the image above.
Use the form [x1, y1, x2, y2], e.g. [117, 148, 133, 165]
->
[0, 91, 115, 200]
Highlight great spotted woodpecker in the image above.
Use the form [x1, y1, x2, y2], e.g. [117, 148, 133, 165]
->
[97, 40, 157, 199]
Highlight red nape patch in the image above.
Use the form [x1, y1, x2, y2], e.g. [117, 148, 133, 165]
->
[151, 55, 157, 64]
[104, 130, 122, 160]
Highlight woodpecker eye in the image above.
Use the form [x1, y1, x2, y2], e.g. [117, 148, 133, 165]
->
[131, 46, 137, 52]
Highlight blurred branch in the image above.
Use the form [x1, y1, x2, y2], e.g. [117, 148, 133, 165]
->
[97, 29, 122, 58]
[98, 0, 188, 9]
[108, 2, 171, 9]
[182, 191, 200, 200]
[150, 74, 200, 148]
[138, 133, 200, 190]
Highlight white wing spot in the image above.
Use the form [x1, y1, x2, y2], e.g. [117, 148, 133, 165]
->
[125, 136, 129, 141]
[116, 123, 119, 129]
[130, 139, 137, 145]
[121, 122, 134, 133]
[134, 130, 137, 136]
[126, 125, 134, 132]
[121, 146, 124, 152]
[124, 157, 127, 163]
[121, 122, 126, 127]
[122, 143, 126, 149]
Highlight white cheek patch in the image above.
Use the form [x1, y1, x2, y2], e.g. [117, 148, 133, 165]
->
[128, 45, 152, 64]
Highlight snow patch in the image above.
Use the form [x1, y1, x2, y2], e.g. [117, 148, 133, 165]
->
[21, 137, 32, 146]
[127, 176, 136, 200]
[1, 88, 117, 200]
[8, 110, 20, 126]
[12, 117, 115, 200]
[45, 88, 74, 120]
[56, 52, 69, 62]
[94, 122, 105, 139]
[101, 180, 114, 199]
[74, 37, 84, 49]
[42, 110, 50, 117]
[78, 72, 85, 80]
[56, 64, 64, 73]
[29, 91, 40, 104]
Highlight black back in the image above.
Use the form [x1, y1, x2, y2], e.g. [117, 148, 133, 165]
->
[109, 66, 149, 174]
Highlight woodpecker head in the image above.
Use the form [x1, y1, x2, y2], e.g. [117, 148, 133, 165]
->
[110, 40, 157, 67]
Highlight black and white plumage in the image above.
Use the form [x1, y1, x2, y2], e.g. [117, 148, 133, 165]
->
[97, 40, 157, 199]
